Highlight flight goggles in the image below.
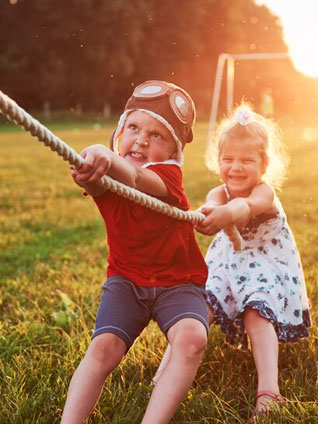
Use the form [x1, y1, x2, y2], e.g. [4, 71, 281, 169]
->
[123, 80, 196, 145]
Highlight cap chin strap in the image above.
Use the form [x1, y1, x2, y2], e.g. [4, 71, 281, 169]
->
[111, 109, 184, 166]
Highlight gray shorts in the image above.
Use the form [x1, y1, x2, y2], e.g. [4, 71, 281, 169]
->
[92, 275, 209, 350]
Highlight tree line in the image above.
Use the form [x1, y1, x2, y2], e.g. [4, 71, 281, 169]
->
[0, 0, 315, 119]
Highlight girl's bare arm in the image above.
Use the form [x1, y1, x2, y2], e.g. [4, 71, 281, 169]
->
[196, 183, 275, 235]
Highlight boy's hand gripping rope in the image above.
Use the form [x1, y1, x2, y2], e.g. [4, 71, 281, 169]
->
[0, 90, 242, 251]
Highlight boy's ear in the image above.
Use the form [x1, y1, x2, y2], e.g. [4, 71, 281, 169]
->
[170, 148, 178, 160]
[111, 129, 123, 152]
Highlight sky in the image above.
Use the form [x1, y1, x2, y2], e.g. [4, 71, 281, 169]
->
[256, 0, 318, 77]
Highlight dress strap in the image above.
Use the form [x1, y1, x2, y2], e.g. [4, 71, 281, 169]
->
[223, 184, 231, 202]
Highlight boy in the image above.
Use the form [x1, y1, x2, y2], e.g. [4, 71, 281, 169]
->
[61, 80, 209, 423]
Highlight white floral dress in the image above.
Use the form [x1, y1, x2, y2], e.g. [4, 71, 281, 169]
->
[205, 186, 311, 350]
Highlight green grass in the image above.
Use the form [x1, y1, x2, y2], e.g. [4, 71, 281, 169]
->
[1, 119, 318, 423]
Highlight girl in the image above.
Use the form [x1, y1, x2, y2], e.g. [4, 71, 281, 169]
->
[153, 104, 311, 422]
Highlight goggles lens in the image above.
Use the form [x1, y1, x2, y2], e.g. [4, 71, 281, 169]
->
[133, 81, 194, 125]
[134, 81, 168, 98]
[170, 91, 191, 124]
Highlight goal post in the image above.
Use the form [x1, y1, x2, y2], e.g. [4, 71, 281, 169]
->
[207, 52, 290, 146]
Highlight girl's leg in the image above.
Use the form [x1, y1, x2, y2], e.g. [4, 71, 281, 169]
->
[244, 308, 280, 412]
[151, 307, 213, 386]
[141, 318, 207, 424]
[61, 333, 126, 424]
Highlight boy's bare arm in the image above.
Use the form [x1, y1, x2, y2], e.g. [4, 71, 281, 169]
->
[71, 144, 170, 197]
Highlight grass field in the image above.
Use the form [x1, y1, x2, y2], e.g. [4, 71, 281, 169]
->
[1, 118, 318, 423]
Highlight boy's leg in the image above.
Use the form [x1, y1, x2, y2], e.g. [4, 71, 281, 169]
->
[61, 332, 126, 424]
[61, 277, 151, 423]
[141, 317, 207, 424]
[151, 306, 213, 386]
[244, 308, 280, 412]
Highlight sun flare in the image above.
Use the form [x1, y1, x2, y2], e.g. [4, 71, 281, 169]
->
[257, 0, 318, 78]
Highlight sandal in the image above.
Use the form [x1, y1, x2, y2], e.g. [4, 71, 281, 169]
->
[248, 390, 285, 423]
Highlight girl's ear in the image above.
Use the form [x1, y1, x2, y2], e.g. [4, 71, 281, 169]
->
[261, 155, 269, 174]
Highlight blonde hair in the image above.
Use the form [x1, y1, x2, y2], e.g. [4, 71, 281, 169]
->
[205, 103, 289, 190]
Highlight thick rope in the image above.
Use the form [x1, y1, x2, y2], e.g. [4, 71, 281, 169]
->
[0, 90, 242, 250]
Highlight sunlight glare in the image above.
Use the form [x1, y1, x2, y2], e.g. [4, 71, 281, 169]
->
[257, 0, 318, 78]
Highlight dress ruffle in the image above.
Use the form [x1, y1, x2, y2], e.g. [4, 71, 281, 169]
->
[207, 291, 311, 351]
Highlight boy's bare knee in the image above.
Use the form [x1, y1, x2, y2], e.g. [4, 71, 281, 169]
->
[88, 333, 126, 364]
[169, 319, 207, 359]
[177, 334, 207, 365]
[185, 332, 207, 357]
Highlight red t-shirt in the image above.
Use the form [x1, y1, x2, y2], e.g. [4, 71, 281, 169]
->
[93, 163, 208, 287]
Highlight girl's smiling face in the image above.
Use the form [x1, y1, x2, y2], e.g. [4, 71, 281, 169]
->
[219, 137, 266, 198]
[119, 111, 177, 166]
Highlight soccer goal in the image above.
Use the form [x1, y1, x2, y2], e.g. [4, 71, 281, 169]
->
[207, 52, 290, 145]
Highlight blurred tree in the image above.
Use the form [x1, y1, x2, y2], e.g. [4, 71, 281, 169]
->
[0, 0, 148, 111]
[0, 0, 313, 118]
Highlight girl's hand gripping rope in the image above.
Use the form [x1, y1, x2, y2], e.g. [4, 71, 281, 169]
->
[195, 203, 242, 251]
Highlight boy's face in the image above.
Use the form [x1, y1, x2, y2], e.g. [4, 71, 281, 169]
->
[119, 111, 177, 166]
